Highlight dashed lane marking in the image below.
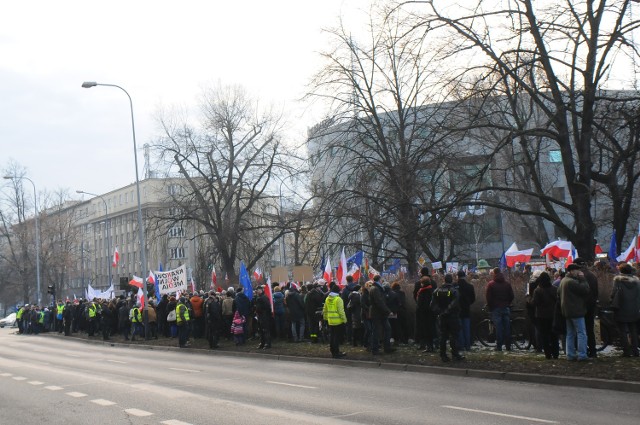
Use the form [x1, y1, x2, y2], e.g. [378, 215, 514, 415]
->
[12, 376, 27, 381]
[28, 381, 44, 385]
[66, 392, 87, 398]
[0, 373, 12, 377]
[124, 408, 153, 417]
[168, 368, 199, 373]
[91, 399, 116, 406]
[265, 381, 317, 389]
[162, 420, 193, 425]
[45, 386, 63, 391]
[107, 360, 127, 364]
[441, 405, 558, 424]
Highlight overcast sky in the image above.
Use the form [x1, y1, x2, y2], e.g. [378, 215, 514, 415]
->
[0, 0, 371, 198]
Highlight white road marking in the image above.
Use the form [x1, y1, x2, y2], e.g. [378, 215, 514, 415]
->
[91, 399, 116, 406]
[168, 367, 200, 373]
[45, 386, 63, 391]
[28, 381, 44, 385]
[442, 405, 558, 424]
[265, 381, 317, 389]
[162, 420, 193, 425]
[68, 354, 81, 357]
[124, 408, 153, 417]
[66, 392, 87, 398]
[12, 376, 27, 381]
[0, 372, 12, 377]
[107, 359, 127, 364]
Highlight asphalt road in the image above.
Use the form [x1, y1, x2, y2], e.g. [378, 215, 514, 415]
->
[0, 328, 638, 425]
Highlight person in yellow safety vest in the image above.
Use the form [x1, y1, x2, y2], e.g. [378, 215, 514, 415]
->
[16, 305, 26, 334]
[176, 297, 191, 348]
[323, 282, 348, 359]
[130, 303, 143, 341]
[34, 307, 45, 335]
[56, 301, 65, 334]
[87, 302, 97, 337]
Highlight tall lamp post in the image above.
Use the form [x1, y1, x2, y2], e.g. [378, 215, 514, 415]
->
[3, 175, 41, 305]
[82, 81, 148, 337]
[76, 190, 112, 288]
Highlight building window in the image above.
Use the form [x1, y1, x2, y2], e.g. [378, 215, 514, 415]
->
[170, 247, 185, 259]
[549, 150, 562, 163]
[168, 227, 185, 238]
[168, 184, 182, 195]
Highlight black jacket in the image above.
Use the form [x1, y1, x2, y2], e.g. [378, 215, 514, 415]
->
[456, 278, 476, 318]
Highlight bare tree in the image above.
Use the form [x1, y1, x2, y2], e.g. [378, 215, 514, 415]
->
[152, 83, 299, 282]
[307, 7, 464, 274]
[404, 0, 640, 259]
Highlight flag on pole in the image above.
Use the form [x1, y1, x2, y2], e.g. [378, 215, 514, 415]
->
[565, 245, 578, 268]
[617, 236, 637, 263]
[112, 247, 120, 267]
[136, 287, 145, 309]
[336, 247, 347, 287]
[346, 251, 364, 267]
[253, 267, 263, 282]
[540, 240, 573, 259]
[211, 265, 217, 290]
[323, 258, 332, 283]
[347, 263, 361, 281]
[505, 243, 534, 267]
[498, 251, 507, 271]
[368, 265, 379, 280]
[129, 275, 144, 289]
[239, 262, 253, 301]
[264, 277, 274, 317]
[609, 230, 618, 267]
[190, 276, 196, 293]
[594, 243, 603, 255]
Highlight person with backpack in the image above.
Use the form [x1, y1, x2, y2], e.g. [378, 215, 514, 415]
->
[431, 274, 463, 362]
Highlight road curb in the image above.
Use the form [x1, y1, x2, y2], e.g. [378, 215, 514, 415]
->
[42, 333, 640, 393]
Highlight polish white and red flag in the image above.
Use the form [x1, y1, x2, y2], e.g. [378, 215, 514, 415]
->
[323, 258, 332, 283]
[540, 240, 573, 259]
[211, 265, 217, 290]
[336, 247, 347, 288]
[136, 287, 145, 309]
[147, 271, 156, 284]
[505, 242, 534, 267]
[368, 266, 380, 280]
[565, 245, 578, 268]
[263, 277, 274, 316]
[112, 247, 120, 267]
[129, 275, 144, 289]
[190, 276, 196, 293]
[253, 267, 263, 282]
[347, 263, 361, 282]
[617, 236, 637, 263]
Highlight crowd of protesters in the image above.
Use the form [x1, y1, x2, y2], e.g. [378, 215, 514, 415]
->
[11, 259, 640, 361]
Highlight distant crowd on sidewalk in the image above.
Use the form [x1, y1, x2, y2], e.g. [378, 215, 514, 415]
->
[12, 258, 640, 361]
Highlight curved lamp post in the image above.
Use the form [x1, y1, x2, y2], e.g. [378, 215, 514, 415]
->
[76, 190, 112, 288]
[3, 175, 41, 305]
[82, 81, 148, 337]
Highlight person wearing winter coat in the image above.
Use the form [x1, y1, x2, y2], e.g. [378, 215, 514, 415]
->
[368, 276, 393, 355]
[610, 263, 640, 357]
[456, 271, 476, 351]
[532, 271, 559, 359]
[272, 286, 286, 339]
[415, 275, 437, 352]
[485, 268, 515, 351]
[285, 283, 306, 342]
[558, 264, 590, 361]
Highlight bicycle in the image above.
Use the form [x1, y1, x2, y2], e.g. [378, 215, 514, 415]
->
[475, 306, 531, 350]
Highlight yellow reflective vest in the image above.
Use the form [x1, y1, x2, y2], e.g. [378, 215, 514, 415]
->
[131, 308, 141, 323]
[176, 303, 190, 325]
[16, 307, 24, 320]
[57, 304, 65, 316]
[323, 294, 347, 326]
[88, 304, 96, 318]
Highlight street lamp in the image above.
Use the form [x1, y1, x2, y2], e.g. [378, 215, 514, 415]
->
[82, 81, 148, 336]
[76, 190, 112, 289]
[3, 175, 41, 305]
